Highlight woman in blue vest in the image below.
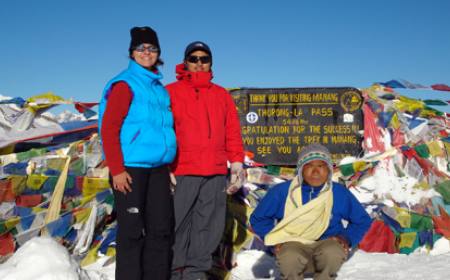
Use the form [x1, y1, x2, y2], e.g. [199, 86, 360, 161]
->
[98, 26, 177, 280]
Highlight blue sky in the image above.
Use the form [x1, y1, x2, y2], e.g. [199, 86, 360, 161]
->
[1, 0, 449, 102]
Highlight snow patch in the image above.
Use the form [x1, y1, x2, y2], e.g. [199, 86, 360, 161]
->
[0, 237, 109, 280]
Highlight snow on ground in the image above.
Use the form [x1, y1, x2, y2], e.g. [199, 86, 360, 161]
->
[1, 237, 449, 280]
[0, 237, 111, 280]
[337, 251, 450, 280]
[0, 237, 84, 280]
[231, 238, 450, 280]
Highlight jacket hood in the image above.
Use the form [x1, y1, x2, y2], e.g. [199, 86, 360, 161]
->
[175, 63, 212, 88]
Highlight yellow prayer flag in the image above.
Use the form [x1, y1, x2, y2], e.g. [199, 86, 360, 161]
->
[427, 141, 444, 157]
[80, 243, 101, 267]
[279, 167, 296, 178]
[82, 177, 110, 197]
[390, 113, 400, 129]
[26, 92, 66, 112]
[9, 175, 27, 195]
[106, 247, 116, 257]
[5, 217, 20, 230]
[399, 232, 417, 248]
[394, 96, 424, 113]
[32, 207, 46, 213]
[414, 181, 430, 190]
[74, 208, 92, 224]
[353, 161, 367, 172]
[79, 194, 97, 206]
[46, 158, 67, 170]
[26, 174, 48, 190]
[394, 206, 411, 228]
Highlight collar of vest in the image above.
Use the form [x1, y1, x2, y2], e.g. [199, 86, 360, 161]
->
[128, 59, 163, 81]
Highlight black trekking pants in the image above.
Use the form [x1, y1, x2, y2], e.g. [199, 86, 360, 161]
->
[113, 166, 174, 280]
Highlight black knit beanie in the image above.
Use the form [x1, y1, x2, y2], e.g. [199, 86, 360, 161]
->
[129, 26, 160, 55]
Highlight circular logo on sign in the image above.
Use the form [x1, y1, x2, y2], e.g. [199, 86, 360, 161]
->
[246, 112, 259, 124]
[340, 91, 362, 112]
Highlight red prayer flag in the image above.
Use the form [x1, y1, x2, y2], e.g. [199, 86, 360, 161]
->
[432, 206, 450, 238]
[74, 102, 98, 113]
[359, 220, 398, 254]
[15, 194, 43, 207]
[431, 84, 450, 92]
[0, 233, 15, 256]
[363, 104, 385, 153]
[0, 180, 16, 202]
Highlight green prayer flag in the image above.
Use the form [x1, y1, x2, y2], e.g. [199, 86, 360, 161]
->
[0, 222, 7, 235]
[16, 148, 48, 162]
[65, 175, 75, 189]
[423, 99, 448, 106]
[339, 163, 355, 177]
[434, 180, 450, 204]
[266, 166, 281, 176]
[410, 213, 433, 231]
[69, 158, 85, 176]
[105, 194, 115, 207]
[423, 106, 444, 117]
[41, 176, 58, 193]
[414, 144, 430, 158]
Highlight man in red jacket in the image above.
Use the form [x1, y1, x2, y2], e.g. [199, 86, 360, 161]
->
[166, 41, 245, 280]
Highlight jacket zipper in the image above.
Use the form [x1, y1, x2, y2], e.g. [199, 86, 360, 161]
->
[206, 107, 211, 139]
[196, 88, 211, 139]
[154, 81, 168, 161]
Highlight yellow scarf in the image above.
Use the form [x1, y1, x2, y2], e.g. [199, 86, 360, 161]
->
[264, 177, 333, 246]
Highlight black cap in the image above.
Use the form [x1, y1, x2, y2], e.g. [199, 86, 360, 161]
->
[129, 26, 160, 55]
[184, 41, 212, 59]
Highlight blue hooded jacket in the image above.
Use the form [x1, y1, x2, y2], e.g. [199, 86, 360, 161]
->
[250, 180, 372, 247]
[98, 60, 176, 168]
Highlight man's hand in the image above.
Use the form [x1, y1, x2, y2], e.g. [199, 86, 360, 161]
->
[226, 162, 245, 195]
[330, 236, 350, 256]
[273, 243, 283, 255]
[112, 171, 133, 194]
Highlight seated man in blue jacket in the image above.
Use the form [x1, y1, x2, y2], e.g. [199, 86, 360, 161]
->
[250, 143, 372, 280]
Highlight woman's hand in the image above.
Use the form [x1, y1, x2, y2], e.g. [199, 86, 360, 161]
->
[112, 171, 133, 194]
[169, 172, 177, 193]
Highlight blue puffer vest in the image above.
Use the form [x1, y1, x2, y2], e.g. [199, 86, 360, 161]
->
[98, 59, 176, 168]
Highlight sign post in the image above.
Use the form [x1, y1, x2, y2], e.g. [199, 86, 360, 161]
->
[231, 88, 364, 165]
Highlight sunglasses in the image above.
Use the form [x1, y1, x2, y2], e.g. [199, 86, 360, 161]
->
[186, 55, 211, 64]
[134, 44, 159, 53]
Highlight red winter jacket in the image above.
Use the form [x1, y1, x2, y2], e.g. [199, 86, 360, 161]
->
[166, 64, 244, 176]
